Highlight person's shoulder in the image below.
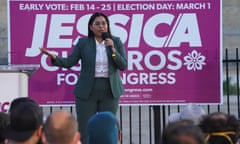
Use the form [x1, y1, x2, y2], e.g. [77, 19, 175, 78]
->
[111, 35, 120, 39]
[77, 37, 92, 42]
[76, 37, 94, 46]
[111, 35, 122, 43]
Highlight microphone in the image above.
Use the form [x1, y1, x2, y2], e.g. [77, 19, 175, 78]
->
[101, 32, 113, 55]
[101, 32, 112, 41]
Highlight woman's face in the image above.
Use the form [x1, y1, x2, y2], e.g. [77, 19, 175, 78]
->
[90, 16, 108, 39]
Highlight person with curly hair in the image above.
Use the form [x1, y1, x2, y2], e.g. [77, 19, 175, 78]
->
[199, 112, 240, 144]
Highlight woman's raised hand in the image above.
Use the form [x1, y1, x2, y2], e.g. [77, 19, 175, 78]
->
[39, 47, 56, 60]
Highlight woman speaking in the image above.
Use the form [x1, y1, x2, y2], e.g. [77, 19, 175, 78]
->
[40, 12, 127, 144]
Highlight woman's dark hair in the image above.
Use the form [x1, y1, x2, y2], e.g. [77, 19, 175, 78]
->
[88, 12, 112, 37]
[199, 112, 240, 144]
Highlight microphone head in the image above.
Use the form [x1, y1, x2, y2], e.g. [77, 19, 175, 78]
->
[101, 32, 111, 40]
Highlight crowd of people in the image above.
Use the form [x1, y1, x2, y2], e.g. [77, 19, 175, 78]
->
[163, 104, 240, 144]
[1, 98, 240, 144]
[0, 97, 121, 144]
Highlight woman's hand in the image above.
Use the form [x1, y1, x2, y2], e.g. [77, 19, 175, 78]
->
[104, 38, 116, 53]
[39, 47, 56, 60]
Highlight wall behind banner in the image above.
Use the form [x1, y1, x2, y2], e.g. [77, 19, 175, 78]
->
[222, 0, 240, 58]
[0, 0, 8, 64]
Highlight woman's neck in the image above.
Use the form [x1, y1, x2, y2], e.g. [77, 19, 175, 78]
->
[95, 36, 103, 43]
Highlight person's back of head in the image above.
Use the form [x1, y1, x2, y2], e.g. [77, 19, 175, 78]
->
[0, 112, 9, 144]
[8, 97, 36, 113]
[162, 120, 206, 144]
[87, 111, 120, 144]
[3, 97, 43, 144]
[42, 110, 81, 144]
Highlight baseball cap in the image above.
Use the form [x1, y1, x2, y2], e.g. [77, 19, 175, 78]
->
[168, 103, 206, 125]
[8, 97, 36, 112]
[4, 98, 43, 142]
[87, 111, 118, 144]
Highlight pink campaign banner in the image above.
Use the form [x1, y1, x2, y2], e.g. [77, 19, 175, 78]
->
[8, 0, 222, 105]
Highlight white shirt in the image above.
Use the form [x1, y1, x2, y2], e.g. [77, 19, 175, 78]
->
[95, 39, 109, 78]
